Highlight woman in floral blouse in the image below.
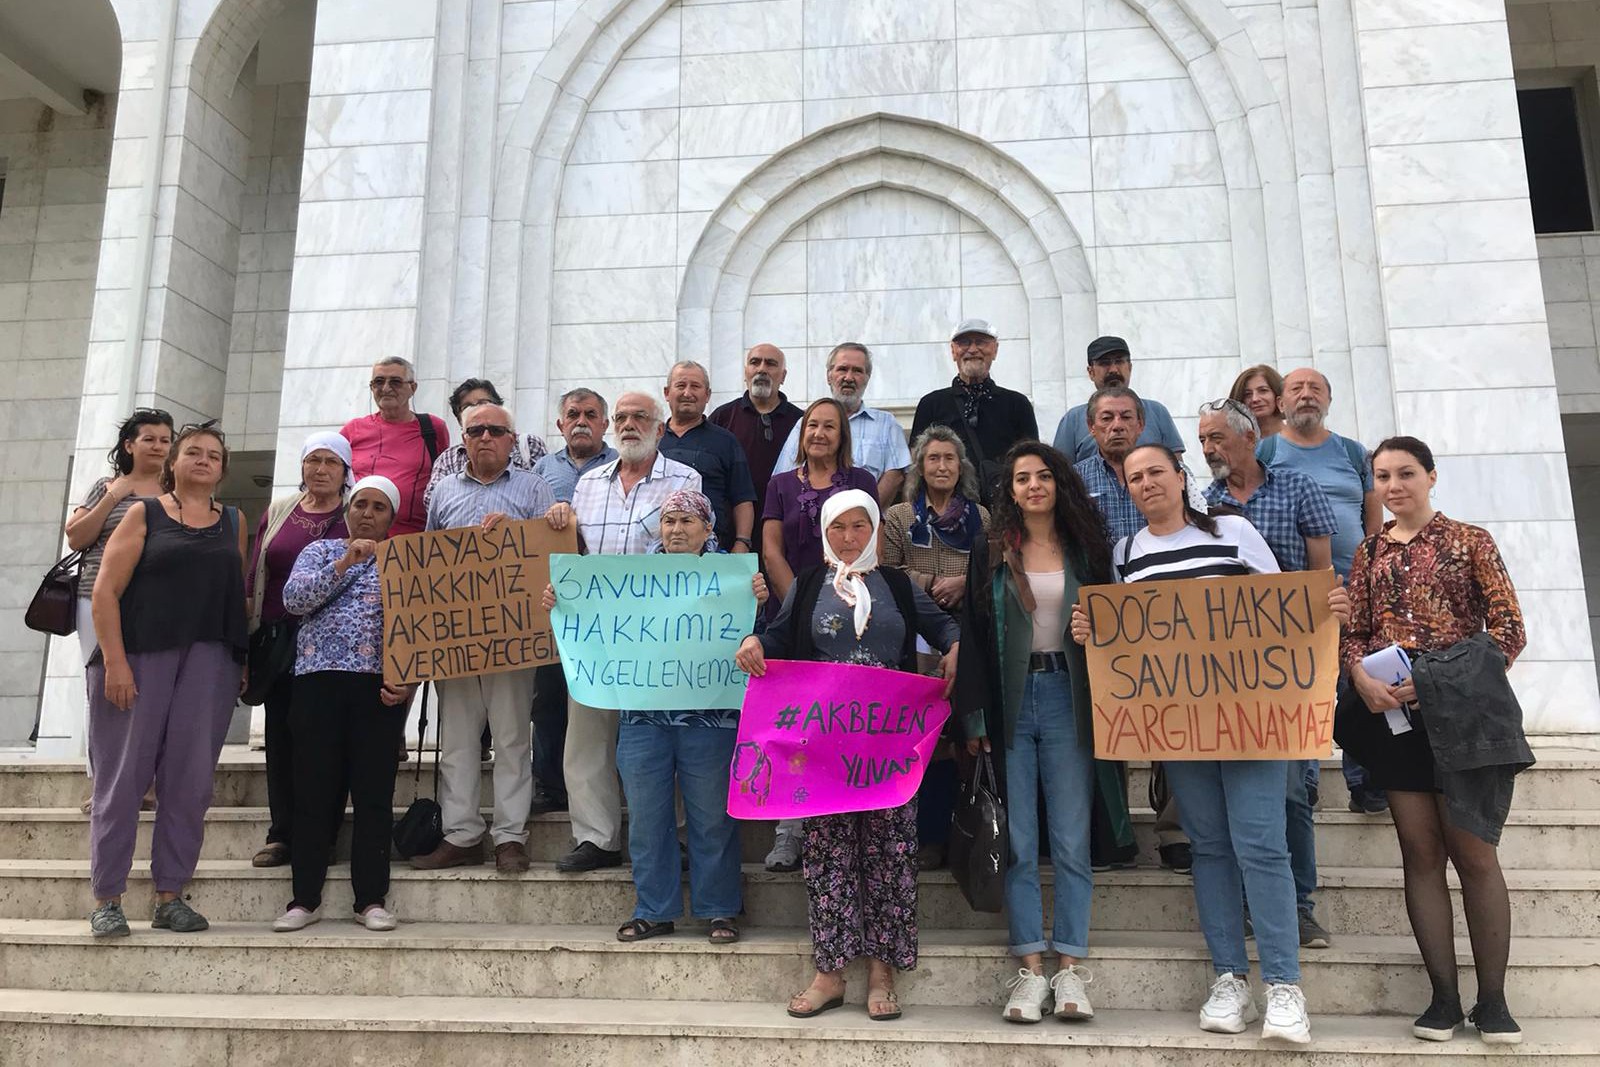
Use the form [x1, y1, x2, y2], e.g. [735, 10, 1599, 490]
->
[272, 476, 415, 933]
[1339, 437, 1526, 1045]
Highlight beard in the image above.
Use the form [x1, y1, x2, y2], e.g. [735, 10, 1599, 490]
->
[1287, 407, 1324, 434]
[749, 374, 774, 400]
[831, 387, 862, 412]
[616, 437, 655, 464]
[1100, 370, 1127, 388]
[1205, 455, 1231, 480]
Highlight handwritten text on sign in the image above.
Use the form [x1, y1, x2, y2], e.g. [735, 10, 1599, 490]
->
[728, 659, 950, 819]
[1081, 570, 1338, 760]
[379, 520, 576, 686]
[549, 552, 758, 710]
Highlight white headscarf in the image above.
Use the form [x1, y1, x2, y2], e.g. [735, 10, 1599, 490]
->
[300, 430, 355, 489]
[819, 488, 881, 639]
[349, 474, 401, 516]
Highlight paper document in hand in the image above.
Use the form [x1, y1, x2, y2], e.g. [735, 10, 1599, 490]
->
[1358, 643, 1414, 736]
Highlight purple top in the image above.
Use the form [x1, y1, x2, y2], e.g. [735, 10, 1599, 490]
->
[762, 464, 879, 577]
[248, 503, 348, 625]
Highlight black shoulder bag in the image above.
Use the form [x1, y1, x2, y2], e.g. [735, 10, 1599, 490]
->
[25, 551, 84, 637]
[393, 683, 444, 859]
[241, 561, 362, 707]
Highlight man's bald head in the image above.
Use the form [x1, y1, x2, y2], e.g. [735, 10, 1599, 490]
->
[744, 343, 787, 400]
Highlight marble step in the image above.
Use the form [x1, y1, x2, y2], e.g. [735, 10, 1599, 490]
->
[4, 860, 1596, 938]
[0, 920, 1590, 1017]
[4, 749, 1599, 810]
[4, 991, 1598, 1066]
[4, 805, 1598, 870]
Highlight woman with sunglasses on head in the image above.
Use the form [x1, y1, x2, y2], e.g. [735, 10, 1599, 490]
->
[64, 408, 174, 811]
[85, 422, 250, 938]
[243, 431, 354, 868]
[1068, 444, 1348, 1046]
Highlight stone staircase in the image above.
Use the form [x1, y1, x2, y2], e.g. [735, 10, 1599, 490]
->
[1, 748, 1598, 1064]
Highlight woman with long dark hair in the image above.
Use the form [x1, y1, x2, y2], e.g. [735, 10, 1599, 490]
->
[956, 441, 1126, 1023]
[64, 408, 175, 809]
[1337, 437, 1527, 1044]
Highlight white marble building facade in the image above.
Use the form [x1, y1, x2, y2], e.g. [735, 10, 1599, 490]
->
[4, 0, 1600, 747]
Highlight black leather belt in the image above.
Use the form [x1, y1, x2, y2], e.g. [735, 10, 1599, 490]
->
[1028, 651, 1067, 673]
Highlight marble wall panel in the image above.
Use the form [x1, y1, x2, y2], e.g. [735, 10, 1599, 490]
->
[1088, 78, 1212, 136]
[1097, 297, 1240, 358]
[681, 51, 797, 107]
[1090, 130, 1225, 189]
[682, 0, 800, 56]
[551, 266, 678, 324]
[1395, 387, 1566, 456]
[553, 213, 678, 269]
[1350, 0, 1505, 31]
[679, 102, 804, 158]
[1374, 199, 1537, 267]
[959, 85, 1090, 142]
[957, 33, 1088, 90]
[557, 159, 680, 216]
[804, 91, 960, 132]
[1095, 241, 1235, 302]
[1358, 21, 1513, 88]
[569, 108, 680, 164]
[1381, 260, 1545, 329]
[803, 41, 956, 99]
[1366, 139, 1530, 206]
[1363, 79, 1521, 147]
[1086, 26, 1191, 82]
[287, 252, 420, 313]
[591, 57, 683, 111]
[804, 0, 955, 48]
[300, 143, 428, 200]
[1093, 185, 1230, 246]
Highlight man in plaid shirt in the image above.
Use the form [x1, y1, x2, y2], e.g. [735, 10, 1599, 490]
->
[545, 392, 701, 872]
[1196, 396, 1339, 951]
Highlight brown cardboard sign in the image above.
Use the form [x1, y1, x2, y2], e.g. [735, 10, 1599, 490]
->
[379, 519, 577, 686]
[1081, 570, 1339, 760]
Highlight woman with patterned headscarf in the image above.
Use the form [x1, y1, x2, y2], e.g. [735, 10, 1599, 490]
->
[736, 489, 959, 1023]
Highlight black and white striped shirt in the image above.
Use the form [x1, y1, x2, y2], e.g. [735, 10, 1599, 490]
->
[1113, 514, 1280, 584]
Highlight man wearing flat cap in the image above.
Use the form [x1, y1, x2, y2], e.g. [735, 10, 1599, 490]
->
[1052, 336, 1186, 462]
[910, 318, 1039, 504]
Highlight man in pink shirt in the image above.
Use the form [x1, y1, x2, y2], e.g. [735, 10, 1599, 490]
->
[340, 357, 451, 535]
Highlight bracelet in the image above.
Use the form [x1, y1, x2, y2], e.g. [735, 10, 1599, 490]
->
[734, 536, 753, 548]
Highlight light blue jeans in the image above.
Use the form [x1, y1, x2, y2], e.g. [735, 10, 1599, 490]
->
[1164, 758, 1300, 985]
[1003, 671, 1094, 958]
[615, 723, 741, 921]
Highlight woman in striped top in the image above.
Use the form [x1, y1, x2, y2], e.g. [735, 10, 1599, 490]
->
[1072, 444, 1332, 1046]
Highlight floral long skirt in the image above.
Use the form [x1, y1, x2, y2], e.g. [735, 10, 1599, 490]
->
[802, 799, 918, 973]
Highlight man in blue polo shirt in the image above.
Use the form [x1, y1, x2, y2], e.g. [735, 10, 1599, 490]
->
[658, 361, 757, 554]
[1054, 335, 1185, 462]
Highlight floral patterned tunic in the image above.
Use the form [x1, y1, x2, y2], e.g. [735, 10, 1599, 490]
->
[282, 539, 384, 676]
[1341, 512, 1526, 669]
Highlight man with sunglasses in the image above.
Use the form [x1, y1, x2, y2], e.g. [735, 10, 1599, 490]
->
[710, 343, 803, 527]
[1052, 336, 1186, 463]
[414, 403, 559, 875]
[340, 358, 450, 535]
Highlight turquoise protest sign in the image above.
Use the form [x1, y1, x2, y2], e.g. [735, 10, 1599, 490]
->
[549, 552, 759, 710]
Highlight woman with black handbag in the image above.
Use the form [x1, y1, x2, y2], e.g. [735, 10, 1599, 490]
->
[955, 441, 1120, 1025]
[243, 431, 352, 867]
[271, 476, 413, 933]
[63, 408, 173, 810]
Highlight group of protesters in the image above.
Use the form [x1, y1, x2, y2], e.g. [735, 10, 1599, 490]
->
[67, 321, 1529, 1047]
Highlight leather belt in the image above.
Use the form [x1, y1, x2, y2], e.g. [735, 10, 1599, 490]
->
[1028, 650, 1068, 673]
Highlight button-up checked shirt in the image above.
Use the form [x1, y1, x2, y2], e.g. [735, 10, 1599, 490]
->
[572, 451, 703, 555]
[1075, 453, 1145, 546]
[532, 445, 619, 503]
[775, 403, 911, 480]
[1204, 463, 1337, 573]
[425, 464, 557, 531]
[422, 432, 547, 514]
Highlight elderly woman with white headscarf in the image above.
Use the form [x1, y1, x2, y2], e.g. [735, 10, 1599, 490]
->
[272, 475, 414, 933]
[736, 489, 960, 1023]
[245, 430, 355, 868]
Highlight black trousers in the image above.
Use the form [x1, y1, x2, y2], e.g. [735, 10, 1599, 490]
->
[265, 671, 346, 850]
[288, 671, 405, 913]
[532, 662, 569, 801]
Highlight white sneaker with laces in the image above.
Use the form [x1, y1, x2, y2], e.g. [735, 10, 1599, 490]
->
[1261, 983, 1312, 1044]
[357, 905, 397, 931]
[272, 906, 320, 933]
[1198, 973, 1258, 1033]
[1002, 969, 1052, 1024]
[1051, 964, 1094, 1020]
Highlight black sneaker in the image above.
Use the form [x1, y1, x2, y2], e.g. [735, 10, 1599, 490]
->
[151, 898, 209, 933]
[89, 901, 130, 938]
[1349, 788, 1390, 814]
[1469, 997, 1522, 1045]
[1242, 907, 1254, 940]
[1158, 843, 1192, 874]
[556, 840, 622, 873]
[528, 791, 568, 816]
[1298, 910, 1331, 948]
[1090, 858, 1137, 873]
[1413, 996, 1465, 1042]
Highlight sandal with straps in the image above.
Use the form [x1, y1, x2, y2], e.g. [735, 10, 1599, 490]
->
[616, 918, 674, 943]
[708, 917, 740, 943]
[787, 981, 846, 1019]
[867, 987, 902, 1022]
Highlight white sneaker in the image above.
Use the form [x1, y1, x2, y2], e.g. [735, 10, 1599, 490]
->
[356, 905, 397, 931]
[1051, 964, 1095, 1020]
[1198, 973, 1258, 1033]
[1002, 969, 1052, 1024]
[1261, 983, 1312, 1044]
[764, 822, 802, 872]
[272, 906, 320, 933]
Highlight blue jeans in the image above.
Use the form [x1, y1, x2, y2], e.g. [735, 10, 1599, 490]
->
[1164, 759, 1300, 985]
[615, 723, 741, 921]
[1003, 671, 1094, 958]
[1287, 759, 1317, 917]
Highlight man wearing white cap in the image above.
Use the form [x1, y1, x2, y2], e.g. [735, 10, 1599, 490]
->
[910, 319, 1039, 504]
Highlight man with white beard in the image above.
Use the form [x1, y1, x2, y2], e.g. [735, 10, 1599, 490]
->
[709, 343, 804, 521]
[545, 393, 702, 871]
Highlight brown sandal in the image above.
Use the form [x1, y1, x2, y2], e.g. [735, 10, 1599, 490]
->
[787, 982, 845, 1019]
[867, 987, 901, 1022]
[252, 843, 289, 868]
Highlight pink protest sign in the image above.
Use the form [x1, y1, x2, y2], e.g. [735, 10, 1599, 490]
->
[727, 659, 952, 820]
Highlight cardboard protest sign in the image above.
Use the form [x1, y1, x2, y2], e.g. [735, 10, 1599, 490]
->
[728, 659, 950, 820]
[379, 519, 576, 686]
[1081, 570, 1339, 761]
[549, 552, 759, 710]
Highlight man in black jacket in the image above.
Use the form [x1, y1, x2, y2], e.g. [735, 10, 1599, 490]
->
[910, 319, 1039, 504]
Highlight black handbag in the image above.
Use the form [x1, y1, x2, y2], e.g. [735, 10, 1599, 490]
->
[240, 620, 296, 706]
[948, 751, 1008, 913]
[25, 551, 83, 637]
[393, 684, 443, 859]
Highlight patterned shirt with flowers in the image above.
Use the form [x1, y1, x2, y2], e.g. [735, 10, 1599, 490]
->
[282, 539, 384, 676]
